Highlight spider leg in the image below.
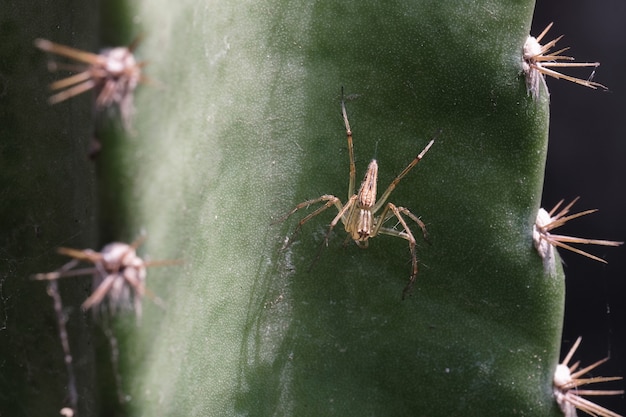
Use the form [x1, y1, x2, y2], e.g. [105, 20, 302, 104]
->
[306, 196, 358, 270]
[274, 195, 344, 248]
[376, 204, 429, 242]
[306, 196, 357, 272]
[341, 90, 356, 199]
[325, 194, 357, 246]
[383, 205, 429, 242]
[373, 139, 434, 213]
[374, 203, 420, 299]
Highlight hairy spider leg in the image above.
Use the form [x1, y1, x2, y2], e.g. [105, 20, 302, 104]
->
[340, 96, 356, 199]
[377, 204, 428, 241]
[373, 139, 435, 213]
[326, 194, 360, 245]
[275, 195, 344, 248]
[375, 203, 428, 297]
[341, 97, 432, 294]
[341, 93, 434, 235]
[275, 96, 364, 248]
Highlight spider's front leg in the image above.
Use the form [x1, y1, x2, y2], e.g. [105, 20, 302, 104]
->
[273, 195, 344, 248]
[324, 194, 358, 246]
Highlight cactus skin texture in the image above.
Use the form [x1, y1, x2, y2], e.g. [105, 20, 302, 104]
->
[1, 0, 570, 416]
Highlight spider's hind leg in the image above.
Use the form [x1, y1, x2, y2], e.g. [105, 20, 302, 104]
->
[375, 203, 425, 299]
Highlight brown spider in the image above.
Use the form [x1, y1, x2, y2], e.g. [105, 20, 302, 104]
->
[276, 93, 435, 298]
[32, 236, 176, 319]
[34, 38, 146, 130]
[553, 337, 624, 417]
[523, 22, 607, 99]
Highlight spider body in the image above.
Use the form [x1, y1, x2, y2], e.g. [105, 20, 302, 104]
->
[277, 94, 434, 298]
[345, 160, 377, 244]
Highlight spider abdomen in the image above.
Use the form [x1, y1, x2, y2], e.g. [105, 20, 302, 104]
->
[358, 160, 378, 208]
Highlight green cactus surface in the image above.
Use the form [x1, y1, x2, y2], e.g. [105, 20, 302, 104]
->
[1, 0, 568, 416]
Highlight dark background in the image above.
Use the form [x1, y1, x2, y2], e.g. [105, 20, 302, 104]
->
[533, 1, 626, 414]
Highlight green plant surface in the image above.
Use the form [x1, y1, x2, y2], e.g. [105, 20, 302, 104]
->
[1, 0, 567, 415]
[110, 0, 561, 415]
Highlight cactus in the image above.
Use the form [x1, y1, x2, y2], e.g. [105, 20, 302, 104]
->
[4, 0, 620, 415]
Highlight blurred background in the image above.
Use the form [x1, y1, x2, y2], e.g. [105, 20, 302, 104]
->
[533, 1, 626, 413]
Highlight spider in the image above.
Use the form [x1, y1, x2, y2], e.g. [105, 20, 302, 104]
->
[32, 236, 176, 319]
[276, 93, 435, 298]
[523, 22, 607, 99]
[34, 37, 146, 130]
[533, 197, 623, 273]
[553, 337, 623, 417]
